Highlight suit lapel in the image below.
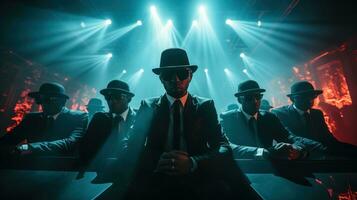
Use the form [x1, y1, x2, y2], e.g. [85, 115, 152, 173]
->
[152, 95, 170, 149]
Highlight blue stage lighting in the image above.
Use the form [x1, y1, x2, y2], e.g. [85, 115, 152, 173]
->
[136, 20, 143, 26]
[166, 19, 173, 27]
[224, 68, 229, 73]
[104, 19, 112, 26]
[122, 70, 127, 74]
[257, 20, 262, 27]
[243, 69, 248, 73]
[225, 19, 233, 25]
[198, 5, 206, 15]
[192, 20, 198, 26]
[140, 68, 144, 73]
[240, 52, 245, 58]
[106, 53, 113, 58]
[80, 22, 86, 28]
[204, 68, 208, 73]
[150, 6, 157, 14]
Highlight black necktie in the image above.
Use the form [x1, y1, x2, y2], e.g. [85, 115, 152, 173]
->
[112, 115, 123, 134]
[303, 112, 312, 134]
[248, 117, 259, 146]
[172, 100, 182, 150]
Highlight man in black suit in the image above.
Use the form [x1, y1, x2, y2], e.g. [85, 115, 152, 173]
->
[0, 82, 88, 156]
[86, 98, 105, 122]
[80, 80, 136, 167]
[220, 80, 322, 160]
[125, 48, 260, 199]
[272, 81, 357, 157]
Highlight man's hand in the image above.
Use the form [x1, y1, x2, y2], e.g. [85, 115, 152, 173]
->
[268, 142, 300, 160]
[155, 151, 192, 176]
[13, 144, 33, 156]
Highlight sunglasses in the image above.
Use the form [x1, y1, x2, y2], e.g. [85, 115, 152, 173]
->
[160, 69, 191, 81]
[105, 94, 127, 101]
[241, 94, 264, 102]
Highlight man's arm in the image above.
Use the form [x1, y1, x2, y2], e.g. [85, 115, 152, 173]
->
[29, 112, 88, 155]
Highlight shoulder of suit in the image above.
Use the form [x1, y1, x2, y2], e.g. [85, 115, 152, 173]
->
[65, 108, 88, 117]
[311, 108, 324, 116]
[220, 109, 239, 119]
[190, 94, 212, 105]
[142, 96, 161, 106]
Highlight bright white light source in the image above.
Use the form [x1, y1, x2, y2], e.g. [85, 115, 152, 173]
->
[192, 20, 198, 26]
[106, 53, 113, 58]
[122, 70, 127, 74]
[104, 19, 112, 26]
[198, 5, 206, 15]
[240, 53, 245, 58]
[136, 20, 142, 26]
[225, 19, 233, 25]
[204, 68, 208, 73]
[80, 22, 86, 28]
[166, 19, 173, 27]
[257, 20, 262, 27]
[139, 68, 144, 73]
[243, 69, 248, 73]
[224, 68, 229, 73]
[150, 6, 157, 14]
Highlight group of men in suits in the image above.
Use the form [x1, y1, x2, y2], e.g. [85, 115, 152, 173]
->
[0, 48, 356, 199]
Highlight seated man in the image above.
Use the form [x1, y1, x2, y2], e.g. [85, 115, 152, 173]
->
[0, 82, 88, 156]
[79, 80, 136, 167]
[272, 80, 357, 157]
[220, 80, 323, 160]
[124, 49, 261, 199]
[86, 98, 105, 122]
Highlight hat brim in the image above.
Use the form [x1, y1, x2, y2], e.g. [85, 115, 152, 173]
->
[234, 89, 266, 97]
[28, 92, 69, 99]
[100, 88, 135, 97]
[152, 65, 198, 75]
[287, 90, 322, 97]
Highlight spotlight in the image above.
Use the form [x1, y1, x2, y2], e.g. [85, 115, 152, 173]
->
[225, 19, 233, 25]
[198, 5, 206, 15]
[106, 53, 113, 58]
[243, 69, 248, 73]
[104, 19, 112, 26]
[136, 20, 143, 26]
[224, 68, 229, 73]
[80, 22, 86, 28]
[150, 5, 157, 14]
[204, 68, 208, 73]
[166, 19, 173, 27]
[240, 53, 245, 58]
[122, 70, 127, 74]
[139, 68, 144, 73]
[257, 20, 262, 27]
[192, 20, 198, 26]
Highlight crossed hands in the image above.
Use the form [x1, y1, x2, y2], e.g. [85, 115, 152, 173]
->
[267, 142, 303, 160]
[155, 150, 193, 176]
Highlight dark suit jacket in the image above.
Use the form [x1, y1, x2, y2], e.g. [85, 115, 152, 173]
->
[220, 109, 306, 159]
[127, 94, 233, 177]
[79, 107, 136, 163]
[272, 105, 357, 154]
[0, 108, 88, 156]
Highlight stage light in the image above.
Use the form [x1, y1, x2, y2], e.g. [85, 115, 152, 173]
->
[122, 70, 127, 74]
[106, 53, 113, 58]
[80, 22, 86, 28]
[240, 52, 245, 58]
[192, 20, 198, 26]
[104, 19, 112, 26]
[257, 20, 262, 27]
[204, 68, 208, 73]
[198, 5, 206, 15]
[243, 69, 248, 73]
[225, 19, 233, 25]
[166, 19, 173, 27]
[224, 68, 229, 73]
[139, 68, 144, 73]
[136, 20, 143, 26]
[150, 5, 157, 14]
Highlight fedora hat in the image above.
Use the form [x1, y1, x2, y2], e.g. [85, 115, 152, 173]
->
[100, 80, 135, 97]
[152, 48, 198, 75]
[28, 82, 69, 99]
[86, 98, 104, 108]
[260, 99, 273, 110]
[234, 80, 266, 97]
[287, 81, 322, 97]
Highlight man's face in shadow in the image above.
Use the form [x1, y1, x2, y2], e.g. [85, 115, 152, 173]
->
[291, 94, 317, 111]
[238, 93, 263, 115]
[105, 93, 130, 114]
[160, 69, 192, 98]
[37, 95, 66, 115]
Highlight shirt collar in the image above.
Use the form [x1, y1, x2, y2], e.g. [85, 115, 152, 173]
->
[113, 108, 129, 121]
[293, 104, 310, 115]
[240, 107, 258, 122]
[165, 93, 188, 108]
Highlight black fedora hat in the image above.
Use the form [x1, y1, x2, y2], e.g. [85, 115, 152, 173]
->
[28, 82, 69, 99]
[86, 98, 104, 108]
[287, 81, 322, 97]
[100, 80, 135, 97]
[152, 48, 198, 75]
[234, 80, 266, 97]
[260, 99, 273, 110]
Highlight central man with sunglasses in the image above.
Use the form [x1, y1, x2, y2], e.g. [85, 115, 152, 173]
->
[221, 80, 307, 160]
[124, 48, 261, 200]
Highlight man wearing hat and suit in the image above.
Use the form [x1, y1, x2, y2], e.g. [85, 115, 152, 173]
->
[124, 48, 260, 199]
[86, 98, 105, 122]
[220, 80, 320, 160]
[79, 80, 136, 168]
[0, 82, 88, 156]
[272, 80, 357, 157]
[260, 99, 273, 112]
